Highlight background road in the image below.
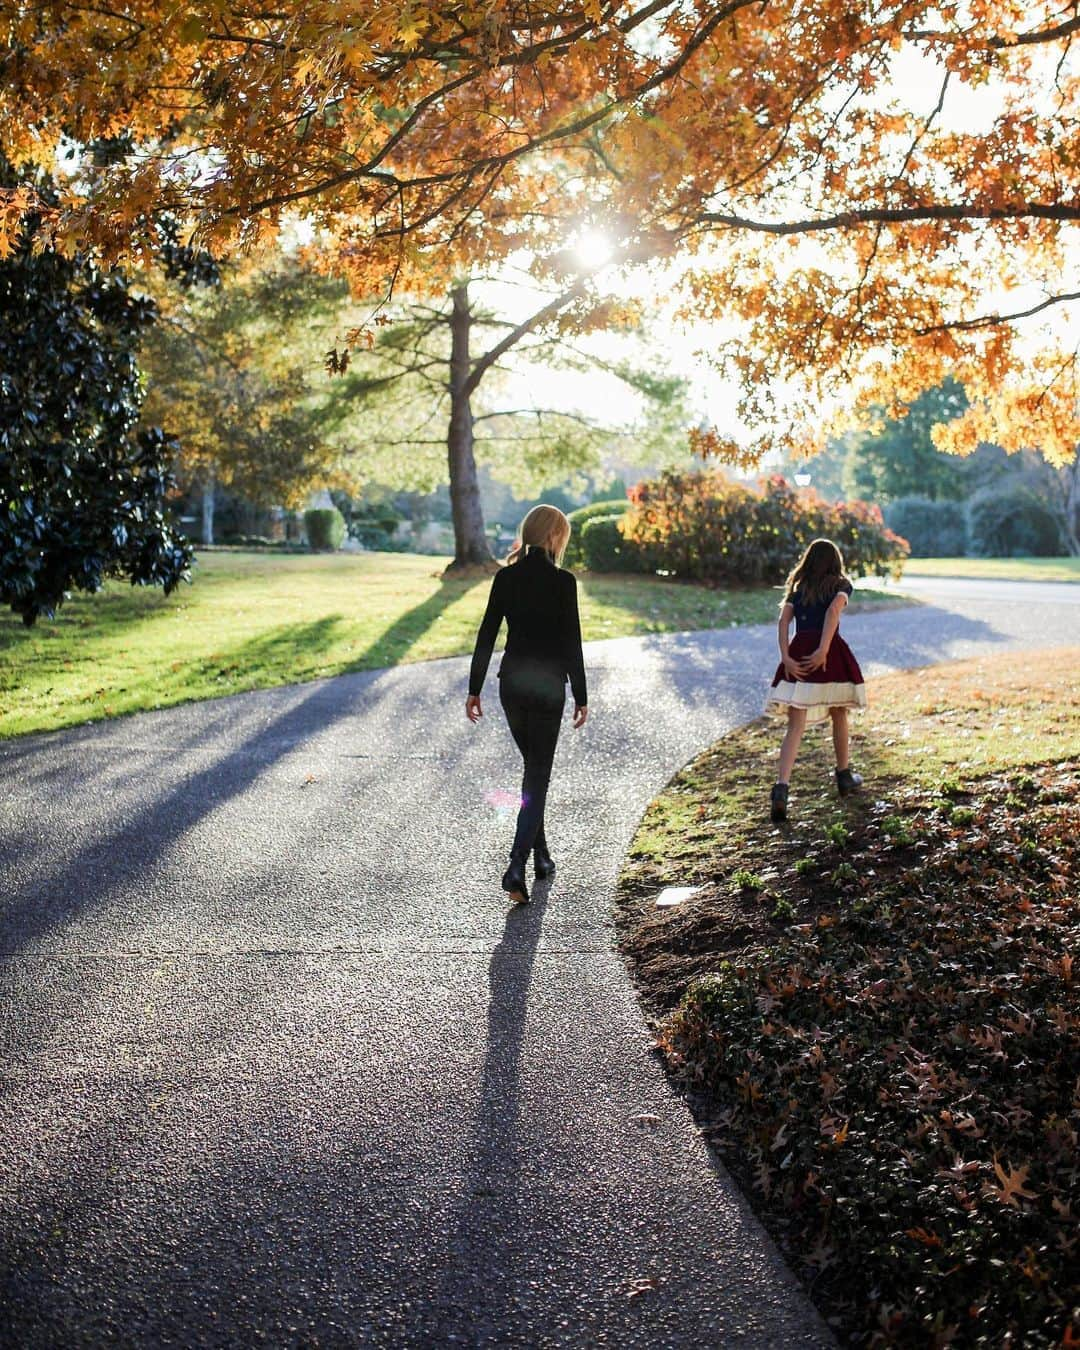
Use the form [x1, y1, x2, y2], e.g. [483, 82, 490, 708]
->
[1, 579, 1076, 1348]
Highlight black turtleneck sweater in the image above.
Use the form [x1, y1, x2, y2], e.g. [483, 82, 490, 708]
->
[467, 547, 588, 706]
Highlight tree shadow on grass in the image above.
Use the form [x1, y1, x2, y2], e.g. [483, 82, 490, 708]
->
[4, 571, 484, 737]
[0, 577, 193, 651]
[0, 616, 352, 746]
[343, 573, 487, 672]
[0, 570, 483, 745]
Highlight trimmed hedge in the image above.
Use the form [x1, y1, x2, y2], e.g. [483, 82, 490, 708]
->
[885, 496, 967, 557]
[967, 486, 1064, 557]
[621, 471, 908, 584]
[303, 507, 346, 551]
[580, 514, 649, 573]
[564, 498, 629, 568]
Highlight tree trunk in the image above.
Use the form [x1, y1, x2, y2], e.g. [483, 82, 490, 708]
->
[201, 472, 215, 547]
[1062, 455, 1080, 556]
[445, 283, 495, 572]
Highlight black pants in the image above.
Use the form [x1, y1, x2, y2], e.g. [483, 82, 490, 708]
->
[499, 673, 565, 858]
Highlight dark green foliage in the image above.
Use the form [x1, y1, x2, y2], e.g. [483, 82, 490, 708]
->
[842, 379, 969, 502]
[0, 160, 192, 626]
[333, 495, 405, 550]
[157, 216, 222, 291]
[968, 486, 1065, 557]
[580, 514, 647, 573]
[885, 495, 968, 556]
[563, 497, 629, 568]
[303, 507, 346, 551]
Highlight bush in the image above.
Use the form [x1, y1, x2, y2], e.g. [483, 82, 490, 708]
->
[564, 498, 629, 568]
[885, 496, 967, 556]
[580, 514, 650, 572]
[967, 486, 1064, 557]
[351, 527, 411, 552]
[622, 471, 909, 585]
[303, 507, 346, 551]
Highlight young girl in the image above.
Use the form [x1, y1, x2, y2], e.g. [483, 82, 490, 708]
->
[765, 538, 866, 822]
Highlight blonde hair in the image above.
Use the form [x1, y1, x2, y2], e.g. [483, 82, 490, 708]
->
[507, 503, 572, 566]
[783, 537, 850, 606]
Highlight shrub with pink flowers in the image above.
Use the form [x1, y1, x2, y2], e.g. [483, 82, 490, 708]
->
[620, 471, 909, 585]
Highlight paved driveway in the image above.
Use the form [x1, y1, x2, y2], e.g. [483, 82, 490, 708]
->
[1, 581, 1075, 1347]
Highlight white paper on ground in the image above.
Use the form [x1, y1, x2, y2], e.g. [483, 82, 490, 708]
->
[655, 885, 702, 908]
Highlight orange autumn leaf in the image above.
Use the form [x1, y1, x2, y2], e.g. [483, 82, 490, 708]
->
[0, 1, 1076, 468]
[986, 1156, 1038, 1208]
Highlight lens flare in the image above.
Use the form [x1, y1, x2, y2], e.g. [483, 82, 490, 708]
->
[483, 787, 523, 820]
[572, 228, 614, 270]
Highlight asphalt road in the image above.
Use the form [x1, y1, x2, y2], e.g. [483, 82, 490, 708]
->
[1, 580, 1076, 1348]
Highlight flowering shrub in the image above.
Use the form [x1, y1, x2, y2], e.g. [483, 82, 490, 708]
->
[622, 471, 908, 584]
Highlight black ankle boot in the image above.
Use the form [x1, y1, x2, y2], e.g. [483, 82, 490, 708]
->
[501, 852, 530, 903]
[770, 783, 789, 823]
[836, 767, 863, 797]
[533, 842, 556, 880]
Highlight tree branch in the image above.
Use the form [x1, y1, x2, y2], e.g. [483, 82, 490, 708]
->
[229, 0, 759, 219]
[913, 289, 1080, 335]
[694, 202, 1080, 235]
[905, 13, 1080, 49]
[466, 282, 586, 394]
[473, 407, 600, 427]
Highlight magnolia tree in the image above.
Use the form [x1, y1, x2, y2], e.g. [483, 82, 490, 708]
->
[2, 1, 1077, 510]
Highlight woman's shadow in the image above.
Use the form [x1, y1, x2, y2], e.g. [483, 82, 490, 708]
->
[434, 875, 554, 1337]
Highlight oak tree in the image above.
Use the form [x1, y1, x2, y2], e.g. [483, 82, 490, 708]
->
[139, 260, 352, 544]
[3, 1, 1077, 476]
[324, 275, 688, 567]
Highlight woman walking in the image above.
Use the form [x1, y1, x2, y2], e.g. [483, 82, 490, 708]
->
[466, 504, 589, 903]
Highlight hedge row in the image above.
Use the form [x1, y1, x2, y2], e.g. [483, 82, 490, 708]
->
[885, 490, 1064, 557]
[562, 499, 629, 569]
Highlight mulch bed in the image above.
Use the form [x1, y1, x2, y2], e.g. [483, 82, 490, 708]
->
[616, 662, 1079, 1346]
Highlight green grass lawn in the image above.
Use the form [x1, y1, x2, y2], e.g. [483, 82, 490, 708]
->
[0, 549, 906, 738]
[903, 555, 1080, 581]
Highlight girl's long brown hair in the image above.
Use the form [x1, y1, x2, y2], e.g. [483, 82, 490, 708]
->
[506, 503, 572, 566]
[784, 538, 850, 605]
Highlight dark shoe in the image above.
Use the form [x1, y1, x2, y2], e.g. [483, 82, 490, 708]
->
[533, 843, 556, 880]
[836, 767, 863, 796]
[770, 783, 789, 823]
[501, 852, 530, 903]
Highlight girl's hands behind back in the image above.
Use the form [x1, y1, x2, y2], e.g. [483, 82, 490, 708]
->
[798, 648, 828, 675]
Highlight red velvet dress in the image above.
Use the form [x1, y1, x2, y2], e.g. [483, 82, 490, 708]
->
[766, 580, 866, 723]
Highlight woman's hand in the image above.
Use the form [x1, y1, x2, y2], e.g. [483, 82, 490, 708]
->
[782, 657, 802, 681]
[465, 695, 482, 723]
[798, 648, 828, 675]
[572, 704, 589, 729]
